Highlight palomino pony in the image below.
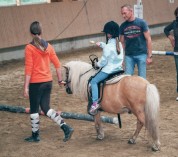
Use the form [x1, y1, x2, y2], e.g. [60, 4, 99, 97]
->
[63, 61, 160, 151]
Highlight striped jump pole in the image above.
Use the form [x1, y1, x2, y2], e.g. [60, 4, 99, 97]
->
[0, 104, 119, 125]
[152, 51, 174, 56]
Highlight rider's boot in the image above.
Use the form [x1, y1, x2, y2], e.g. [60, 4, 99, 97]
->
[89, 102, 100, 116]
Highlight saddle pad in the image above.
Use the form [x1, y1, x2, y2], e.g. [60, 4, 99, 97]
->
[106, 74, 130, 84]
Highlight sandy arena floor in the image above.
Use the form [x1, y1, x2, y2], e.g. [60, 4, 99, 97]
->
[0, 35, 178, 157]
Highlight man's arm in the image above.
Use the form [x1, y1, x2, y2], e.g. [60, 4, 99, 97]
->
[164, 22, 175, 47]
[119, 35, 125, 50]
[144, 30, 152, 58]
[167, 34, 175, 47]
[144, 30, 152, 64]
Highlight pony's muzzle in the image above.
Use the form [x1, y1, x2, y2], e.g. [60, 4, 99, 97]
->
[66, 87, 72, 94]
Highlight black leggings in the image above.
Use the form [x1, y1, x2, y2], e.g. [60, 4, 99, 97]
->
[29, 81, 52, 115]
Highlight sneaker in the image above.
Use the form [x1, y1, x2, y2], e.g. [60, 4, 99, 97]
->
[89, 102, 100, 116]
[176, 97, 178, 101]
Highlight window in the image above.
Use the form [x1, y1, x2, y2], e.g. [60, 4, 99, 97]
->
[0, 0, 16, 6]
[169, 0, 174, 3]
[51, 0, 63, 2]
[20, 0, 49, 5]
[0, 0, 85, 7]
[0, 0, 50, 7]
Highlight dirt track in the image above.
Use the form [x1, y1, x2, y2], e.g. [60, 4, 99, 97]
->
[1, 35, 178, 157]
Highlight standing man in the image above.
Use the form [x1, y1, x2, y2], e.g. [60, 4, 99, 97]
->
[120, 4, 152, 79]
[164, 7, 178, 100]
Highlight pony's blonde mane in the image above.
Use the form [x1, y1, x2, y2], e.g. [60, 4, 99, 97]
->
[65, 61, 98, 100]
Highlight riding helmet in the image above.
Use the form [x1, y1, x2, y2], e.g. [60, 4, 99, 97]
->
[102, 21, 120, 38]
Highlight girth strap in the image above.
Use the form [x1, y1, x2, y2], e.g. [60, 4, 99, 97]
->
[118, 114, 122, 128]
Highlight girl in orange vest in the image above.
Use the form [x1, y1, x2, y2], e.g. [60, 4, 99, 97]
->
[24, 21, 74, 142]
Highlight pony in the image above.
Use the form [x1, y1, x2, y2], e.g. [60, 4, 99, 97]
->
[63, 60, 160, 151]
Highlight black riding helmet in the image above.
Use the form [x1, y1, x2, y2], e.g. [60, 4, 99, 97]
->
[102, 21, 120, 38]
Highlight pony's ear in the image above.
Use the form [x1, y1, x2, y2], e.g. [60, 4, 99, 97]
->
[62, 65, 70, 71]
[62, 65, 67, 69]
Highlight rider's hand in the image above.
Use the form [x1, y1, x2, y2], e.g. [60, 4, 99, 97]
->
[93, 62, 100, 70]
[96, 42, 100, 47]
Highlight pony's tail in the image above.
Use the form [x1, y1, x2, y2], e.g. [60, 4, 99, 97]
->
[145, 84, 160, 142]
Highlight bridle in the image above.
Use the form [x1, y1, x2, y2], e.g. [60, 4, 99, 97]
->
[64, 66, 72, 94]
[64, 54, 99, 94]
[64, 65, 92, 94]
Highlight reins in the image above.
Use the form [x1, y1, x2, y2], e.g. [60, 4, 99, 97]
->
[79, 68, 93, 79]
[79, 54, 99, 80]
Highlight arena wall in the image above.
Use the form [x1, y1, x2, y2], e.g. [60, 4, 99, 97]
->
[0, 0, 177, 62]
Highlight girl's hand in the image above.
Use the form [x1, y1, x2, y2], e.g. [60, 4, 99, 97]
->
[24, 88, 29, 98]
[58, 80, 66, 86]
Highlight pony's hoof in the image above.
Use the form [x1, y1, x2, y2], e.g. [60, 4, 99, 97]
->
[96, 135, 104, 140]
[88, 110, 98, 116]
[152, 145, 160, 152]
[128, 139, 136, 144]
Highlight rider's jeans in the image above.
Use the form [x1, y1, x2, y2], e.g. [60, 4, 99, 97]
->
[90, 71, 109, 103]
[125, 54, 147, 79]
